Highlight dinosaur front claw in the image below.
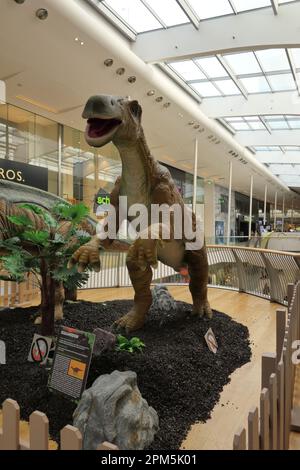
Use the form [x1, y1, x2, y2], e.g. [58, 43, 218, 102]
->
[114, 309, 145, 333]
[192, 301, 213, 319]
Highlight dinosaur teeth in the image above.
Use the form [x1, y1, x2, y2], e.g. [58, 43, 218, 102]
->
[87, 118, 121, 138]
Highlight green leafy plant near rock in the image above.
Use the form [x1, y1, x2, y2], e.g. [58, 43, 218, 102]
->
[116, 335, 145, 353]
[0, 202, 91, 336]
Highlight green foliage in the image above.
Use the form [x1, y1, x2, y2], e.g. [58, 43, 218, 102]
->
[62, 268, 89, 290]
[22, 230, 50, 246]
[0, 252, 27, 282]
[52, 202, 89, 225]
[116, 335, 145, 353]
[8, 214, 33, 227]
[0, 202, 92, 289]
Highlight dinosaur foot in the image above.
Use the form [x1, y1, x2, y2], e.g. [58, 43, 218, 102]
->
[192, 301, 213, 319]
[114, 309, 145, 333]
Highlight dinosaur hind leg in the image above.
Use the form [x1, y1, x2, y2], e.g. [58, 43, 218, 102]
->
[185, 246, 212, 319]
[114, 256, 153, 332]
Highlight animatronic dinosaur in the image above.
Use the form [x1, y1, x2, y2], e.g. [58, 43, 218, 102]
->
[70, 95, 212, 331]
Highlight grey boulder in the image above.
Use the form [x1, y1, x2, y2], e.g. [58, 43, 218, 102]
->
[73, 370, 159, 450]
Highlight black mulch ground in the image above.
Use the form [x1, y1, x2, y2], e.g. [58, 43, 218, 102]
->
[0, 299, 251, 450]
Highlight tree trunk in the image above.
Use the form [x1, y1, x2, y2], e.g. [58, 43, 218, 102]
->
[64, 287, 78, 302]
[40, 261, 55, 337]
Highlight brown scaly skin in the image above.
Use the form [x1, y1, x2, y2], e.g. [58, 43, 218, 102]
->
[69, 95, 212, 331]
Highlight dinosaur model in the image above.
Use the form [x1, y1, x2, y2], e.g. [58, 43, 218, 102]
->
[70, 95, 212, 331]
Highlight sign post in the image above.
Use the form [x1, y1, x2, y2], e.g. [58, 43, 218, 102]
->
[48, 326, 95, 400]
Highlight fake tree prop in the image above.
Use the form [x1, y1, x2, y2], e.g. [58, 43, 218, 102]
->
[0, 202, 91, 336]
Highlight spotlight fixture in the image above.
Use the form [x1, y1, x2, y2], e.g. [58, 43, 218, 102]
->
[199, 128, 205, 133]
[194, 124, 200, 129]
[155, 96, 163, 103]
[163, 102, 171, 108]
[36, 8, 48, 20]
[188, 121, 195, 126]
[128, 76, 136, 83]
[147, 90, 155, 96]
[104, 59, 113, 67]
[116, 67, 125, 75]
[75, 37, 79, 42]
[14, 0, 26, 4]
[80, 41, 84, 46]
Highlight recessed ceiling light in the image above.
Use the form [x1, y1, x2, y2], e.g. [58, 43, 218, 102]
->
[104, 59, 114, 67]
[188, 121, 195, 126]
[128, 76, 136, 83]
[163, 102, 171, 108]
[155, 96, 163, 102]
[147, 90, 155, 96]
[178, 113, 184, 118]
[75, 37, 79, 42]
[194, 124, 200, 129]
[116, 67, 125, 75]
[36, 8, 48, 20]
[80, 41, 84, 46]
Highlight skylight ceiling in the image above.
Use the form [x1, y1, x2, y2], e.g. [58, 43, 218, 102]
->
[167, 48, 300, 99]
[222, 115, 300, 132]
[91, 0, 299, 34]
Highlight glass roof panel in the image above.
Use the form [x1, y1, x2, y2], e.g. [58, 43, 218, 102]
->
[188, 0, 234, 19]
[255, 49, 290, 72]
[240, 76, 271, 93]
[213, 79, 241, 95]
[191, 81, 221, 97]
[103, 0, 161, 32]
[233, 0, 271, 12]
[269, 164, 296, 174]
[268, 120, 289, 130]
[225, 117, 245, 122]
[287, 119, 300, 129]
[230, 122, 251, 131]
[290, 49, 300, 69]
[169, 61, 206, 80]
[254, 146, 281, 151]
[195, 57, 228, 78]
[145, 0, 189, 26]
[223, 52, 261, 75]
[283, 146, 300, 151]
[248, 121, 266, 130]
[268, 73, 296, 91]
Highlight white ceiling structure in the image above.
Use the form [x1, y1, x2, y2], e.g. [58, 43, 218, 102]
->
[0, 0, 299, 208]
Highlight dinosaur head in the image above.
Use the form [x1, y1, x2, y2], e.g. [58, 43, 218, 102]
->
[82, 95, 143, 147]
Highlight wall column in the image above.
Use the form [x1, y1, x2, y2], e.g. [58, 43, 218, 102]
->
[248, 175, 253, 239]
[263, 184, 268, 225]
[192, 139, 198, 214]
[282, 194, 285, 232]
[274, 191, 278, 230]
[227, 160, 233, 245]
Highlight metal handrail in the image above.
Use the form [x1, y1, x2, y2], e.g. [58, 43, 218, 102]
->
[84, 245, 300, 306]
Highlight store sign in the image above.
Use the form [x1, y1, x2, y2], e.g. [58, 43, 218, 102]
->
[94, 188, 111, 214]
[0, 160, 48, 191]
[48, 326, 95, 400]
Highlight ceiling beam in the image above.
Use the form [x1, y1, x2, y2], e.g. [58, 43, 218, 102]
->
[133, 2, 300, 62]
[201, 91, 300, 118]
[175, 0, 199, 29]
[271, 0, 279, 15]
[236, 130, 300, 147]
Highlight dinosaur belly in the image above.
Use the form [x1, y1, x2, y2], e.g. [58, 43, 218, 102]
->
[157, 240, 185, 272]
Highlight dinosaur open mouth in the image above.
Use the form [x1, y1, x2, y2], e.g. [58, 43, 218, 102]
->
[87, 118, 122, 139]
